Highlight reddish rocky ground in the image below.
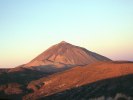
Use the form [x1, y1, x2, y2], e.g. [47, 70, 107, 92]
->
[23, 61, 133, 100]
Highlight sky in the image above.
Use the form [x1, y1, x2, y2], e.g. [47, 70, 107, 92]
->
[0, 0, 133, 68]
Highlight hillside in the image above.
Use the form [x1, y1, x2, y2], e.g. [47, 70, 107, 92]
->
[23, 61, 133, 100]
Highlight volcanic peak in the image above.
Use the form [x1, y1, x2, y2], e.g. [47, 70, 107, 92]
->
[25, 41, 111, 69]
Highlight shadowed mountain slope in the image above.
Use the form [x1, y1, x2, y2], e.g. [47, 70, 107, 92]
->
[0, 67, 52, 100]
[0, 68, 10, 75]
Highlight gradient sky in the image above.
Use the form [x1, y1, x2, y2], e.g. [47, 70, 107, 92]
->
[0, 0, 133, 68]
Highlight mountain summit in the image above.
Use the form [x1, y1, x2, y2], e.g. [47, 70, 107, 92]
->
[25, 41, 111, 72]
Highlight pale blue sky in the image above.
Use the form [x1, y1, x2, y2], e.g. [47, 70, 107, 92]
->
[0, 0, 133, 67]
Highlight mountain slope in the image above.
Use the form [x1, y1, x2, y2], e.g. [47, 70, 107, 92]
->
[24, 61, 133, 100]
[41, 74, 133, 100]
[25, 41, 111, 72]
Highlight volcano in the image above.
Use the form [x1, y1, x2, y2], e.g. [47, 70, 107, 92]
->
[24, 41, 111, 72]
